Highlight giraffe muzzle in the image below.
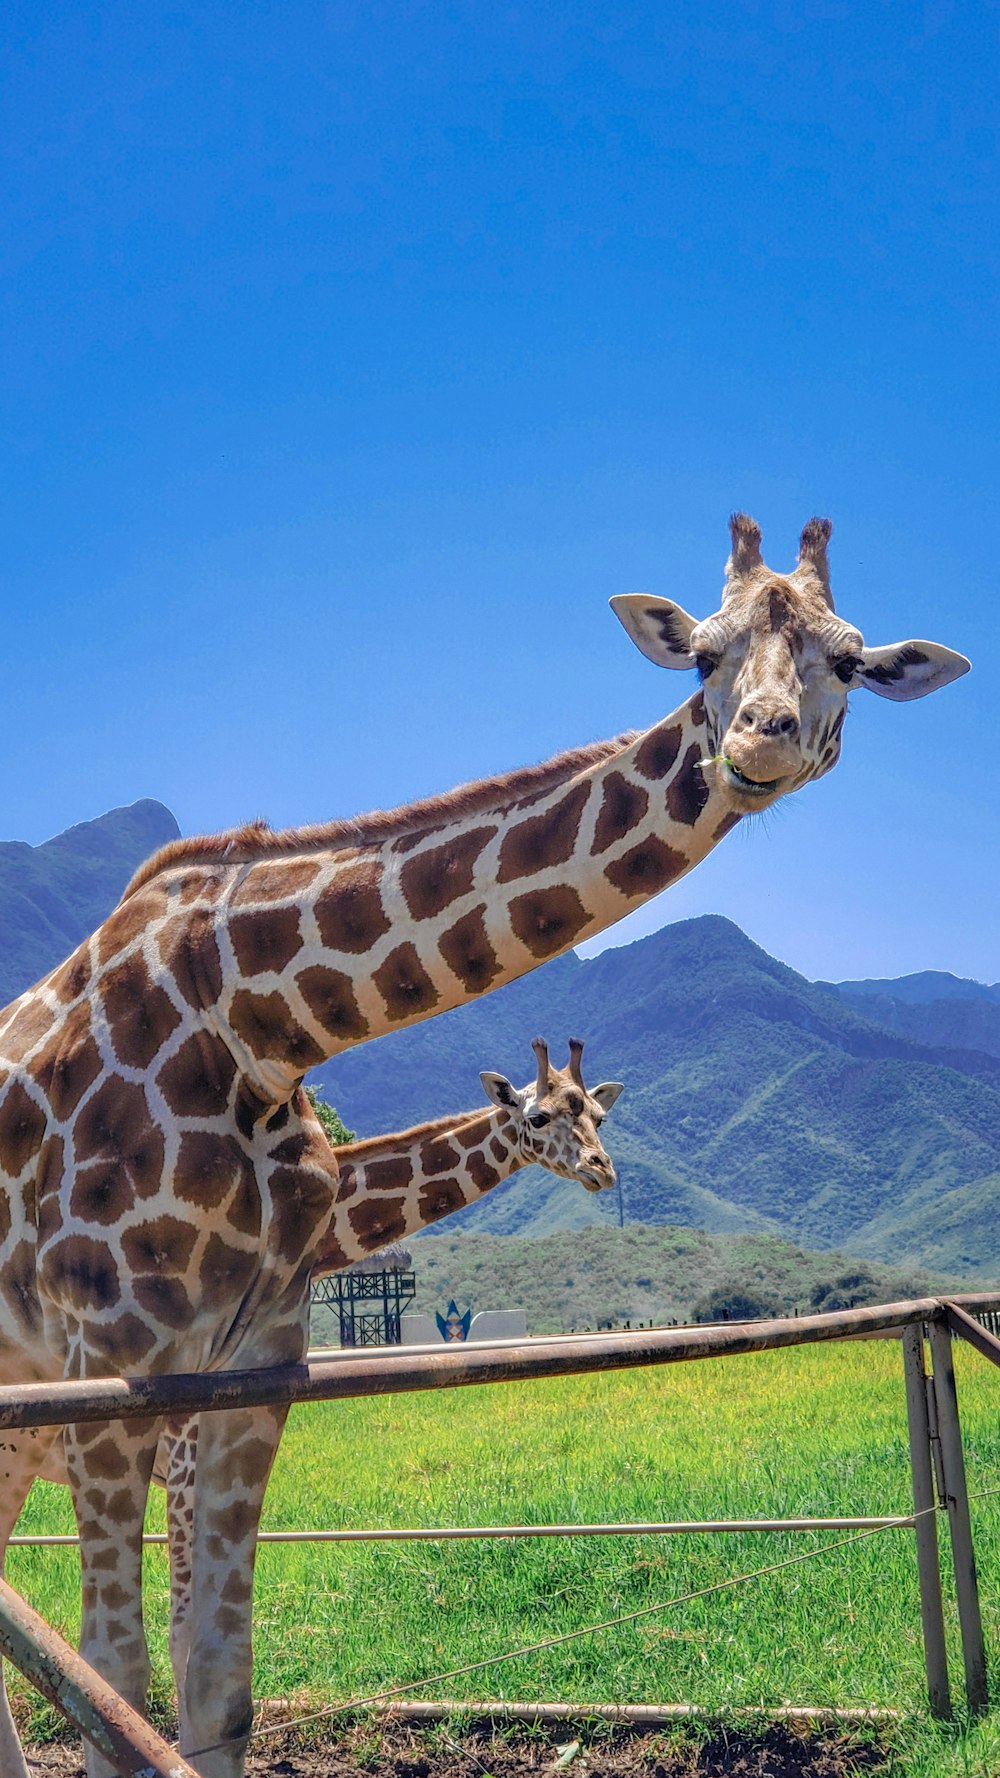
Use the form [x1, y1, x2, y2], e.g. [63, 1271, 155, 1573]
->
[577, 1158, 616, 1192]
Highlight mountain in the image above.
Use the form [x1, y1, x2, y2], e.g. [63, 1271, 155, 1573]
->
[312, 915, 1000, 1276]
[823, 970, 1000, 1061]
[0, 800, 180, 1007]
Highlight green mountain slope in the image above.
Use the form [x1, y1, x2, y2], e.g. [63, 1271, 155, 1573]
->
[313, 915, 1000, 1273]
[310, 1223, 942, 1342]
[826, 977, 1000, 1061]
[0, 800, 180, 1005]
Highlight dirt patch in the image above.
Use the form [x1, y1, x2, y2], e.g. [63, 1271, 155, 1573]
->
[25, 1715, 891, 1778]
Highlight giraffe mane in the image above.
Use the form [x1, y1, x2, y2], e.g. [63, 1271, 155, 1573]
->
[334, 1105, 497, 1157]
[119, 732, 638, 902]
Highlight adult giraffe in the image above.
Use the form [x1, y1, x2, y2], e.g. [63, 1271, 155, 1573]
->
[0, 515, 968, 1777]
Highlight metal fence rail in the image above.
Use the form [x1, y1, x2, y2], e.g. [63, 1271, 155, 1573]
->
[5, 1291, 1000, 1773]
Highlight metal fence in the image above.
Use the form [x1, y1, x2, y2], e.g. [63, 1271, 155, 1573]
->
[3, 1292, 1000, 1776]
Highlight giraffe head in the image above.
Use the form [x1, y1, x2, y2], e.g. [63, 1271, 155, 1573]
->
[479, 1037, 623, 1192]
[611, 514, 970, 814]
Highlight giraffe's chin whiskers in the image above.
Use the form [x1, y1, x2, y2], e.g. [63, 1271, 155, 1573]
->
[719, 759, 788, 808]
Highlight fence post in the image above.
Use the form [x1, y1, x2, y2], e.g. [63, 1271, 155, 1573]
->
[902, 1323, 951, 1719]
[927, 1318, 989, 1714]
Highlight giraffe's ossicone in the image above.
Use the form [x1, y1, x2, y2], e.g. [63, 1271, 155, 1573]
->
[0, 514, 967, 1778]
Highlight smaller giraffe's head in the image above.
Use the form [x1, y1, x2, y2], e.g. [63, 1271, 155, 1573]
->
[480, 1037, 623, 1192]
[611, 514, 970, 814]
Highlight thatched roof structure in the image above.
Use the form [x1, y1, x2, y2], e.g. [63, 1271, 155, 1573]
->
[346, 1244, 413, 1275]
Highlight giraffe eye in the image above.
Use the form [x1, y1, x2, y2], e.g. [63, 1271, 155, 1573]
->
[832, 655, 860, 684]
[694, 654, 717, 680]
[528, 1113, 551, 1129]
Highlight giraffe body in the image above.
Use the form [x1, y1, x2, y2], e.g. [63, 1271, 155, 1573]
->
[0, 516, 967, 1776]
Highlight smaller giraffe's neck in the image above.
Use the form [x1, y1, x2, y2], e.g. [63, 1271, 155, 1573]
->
[320, 1106, 521, 1265]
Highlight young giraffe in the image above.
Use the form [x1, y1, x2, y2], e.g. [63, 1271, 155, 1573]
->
[159, 1035, 623, 1733]
[0, 515, 967, 1778]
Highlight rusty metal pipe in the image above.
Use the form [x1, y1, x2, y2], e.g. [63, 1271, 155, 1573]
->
[0, 1571, 197, 1777]
[0, 1297, 966, 1432]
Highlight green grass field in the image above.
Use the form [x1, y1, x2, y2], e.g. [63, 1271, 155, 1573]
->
[10, 1338, 1000, 1775]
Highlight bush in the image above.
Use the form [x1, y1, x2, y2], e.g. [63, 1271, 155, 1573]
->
[304, 1085, 355, 1146]
[808, 1268, 882, 1313]
[691, 1282, 785, 1324]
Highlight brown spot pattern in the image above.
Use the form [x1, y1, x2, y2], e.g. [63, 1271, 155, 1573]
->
[591, 772, 649, 855]
[604, 835, 685, 897]
[421, 1136, 460, 1175]
[437, 905, 500, 993]
[400, 824, 496, 920]
[69, 1162, 133, 1226]
[509, 885, 589, 957]
[497, 782, 590, 884]
[467, 1150, 500, 1192]
[29, 1003, 102, 1121]
[335, 1160, 359, 1202]
[373, 942, 440, 1022]
[314, 861, 390, 954]
[175, 1130, 253, 1209]
[158, 911, 224, 1008]
[121, 1216, 198, 1274]
[50, 950, 92, 1004]
[2, 1237, 41, 1331]
[418, 1177, 468, 1221]
[96, 885, 169, 965]
[102, 956, 181, 1069]
[41, 1234, 121, 1311]
[363, 1155, 414, 1193]
[348, 1195, 407, 1249]
[228, 907, 303, 976]
[73, 1077, 164, 1201]
[198, 1234, 257, 1307]
[666, 743, 711, 826]
[230, 857, 322, 904]
[0, 997, 55, 1059]
[133, 1273, 194, 1329]
[229, 990, 325, 1070]
[0, 1081, 46, 1177]
[158, 1032, 237, 1119]
[634, 722, 683, 780]
[267, 1165, 336, 1263]
[296, 964, 369, 1042]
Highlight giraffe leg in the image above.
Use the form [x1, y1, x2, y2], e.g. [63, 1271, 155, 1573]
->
[180, 1402, 287, 1778]
[164, 1416, 199, 1747]
[63, 1414, 160, 1778]
[0, 1426, 60, 1778]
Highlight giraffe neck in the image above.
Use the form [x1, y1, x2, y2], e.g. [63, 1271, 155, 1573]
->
[322, 1106, 520, 1261]
[126, 692, 736, 1100]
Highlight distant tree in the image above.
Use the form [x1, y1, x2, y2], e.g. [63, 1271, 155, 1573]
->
[691, 1283, 785, 1324]
[808, 1268, 882, 1313]
[305, 1085, 355, 1147]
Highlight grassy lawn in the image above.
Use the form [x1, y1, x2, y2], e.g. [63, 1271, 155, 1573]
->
[9, 1337, 1000, 1774]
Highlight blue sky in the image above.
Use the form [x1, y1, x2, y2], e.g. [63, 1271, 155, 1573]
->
[2, 1, 997, 984]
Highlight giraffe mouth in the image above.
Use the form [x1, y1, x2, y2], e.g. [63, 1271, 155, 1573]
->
[720, 759, 784, 801]
[577, 1164, 615, 1192]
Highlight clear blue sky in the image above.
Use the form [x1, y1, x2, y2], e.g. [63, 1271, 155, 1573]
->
[2, 2, 997, 984]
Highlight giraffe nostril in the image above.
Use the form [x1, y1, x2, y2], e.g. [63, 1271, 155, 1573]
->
[777, 713, 799, 737]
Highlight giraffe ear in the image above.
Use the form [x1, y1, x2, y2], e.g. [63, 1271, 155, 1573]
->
[480, 1071, 520, 1109]
[591, 1081, 624, 1113]
[853, 640, 971, 702]
[609, 595, 699, 669]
